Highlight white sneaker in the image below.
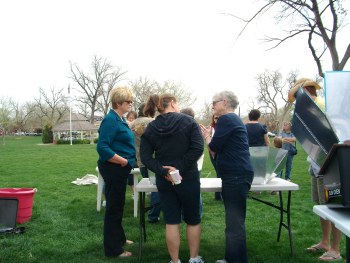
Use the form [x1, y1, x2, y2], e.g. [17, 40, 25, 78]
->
[169, 260, 181, 263]
[215, 260, 227, 263]
[189, 256, 204, 263]
[102, 200, 106, 207]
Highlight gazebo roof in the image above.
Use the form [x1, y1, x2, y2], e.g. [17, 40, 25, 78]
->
[52, 113, 98, 132]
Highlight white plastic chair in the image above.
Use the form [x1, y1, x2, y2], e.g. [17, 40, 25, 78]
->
[96, 166, 140, 214]
[197, 154, 204, 173]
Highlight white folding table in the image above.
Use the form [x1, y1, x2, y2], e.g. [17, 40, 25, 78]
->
[135, 177, 299, 261]
[313, 205, 350, 263]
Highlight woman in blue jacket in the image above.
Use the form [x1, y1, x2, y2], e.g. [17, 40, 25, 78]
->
[96, 86, 136, 258]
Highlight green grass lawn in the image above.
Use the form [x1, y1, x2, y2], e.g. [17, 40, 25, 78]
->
[0, 136, 346, 262]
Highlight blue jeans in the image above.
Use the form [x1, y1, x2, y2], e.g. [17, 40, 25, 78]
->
[284, 153, 294, 180]
[140, 167, 161, 221]
[277, 153, 294, 180]
[221, 175, 252, 263]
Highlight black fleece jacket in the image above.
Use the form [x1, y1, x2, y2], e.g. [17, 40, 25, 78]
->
[140, 112, 204, 181]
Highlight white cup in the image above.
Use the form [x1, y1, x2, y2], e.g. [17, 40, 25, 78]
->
[169, 170, 181, 185]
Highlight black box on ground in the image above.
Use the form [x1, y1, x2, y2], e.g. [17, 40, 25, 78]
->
[0, 198, 18, 233]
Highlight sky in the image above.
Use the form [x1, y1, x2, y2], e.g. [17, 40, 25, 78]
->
[1, 0, 349, 115]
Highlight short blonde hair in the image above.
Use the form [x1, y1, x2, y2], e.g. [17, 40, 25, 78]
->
[109, 86, 133, 109]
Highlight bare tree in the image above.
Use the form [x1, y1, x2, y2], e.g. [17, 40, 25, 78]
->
[154, 80, 196, 109]
[70, 55, 126, 122]
[255, 69, 296, 130]
[197, 101, 213, 125]
[10, 101, 37, 133]
[0, 97, 14, 143]
[229, 0, 349, 77]
[129, 77, 157, 112]
[129, 77, 196, 113]
[34, 87, 69, 126]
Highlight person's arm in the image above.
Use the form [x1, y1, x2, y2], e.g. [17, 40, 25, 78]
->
[200, 124, 216, 157]
[288, 85, 300, 102]
[282, 137, 296, 144]
[264, 134, 270, 146]
[261, 124, 269, 146]
[140, 132, 169, 177]
[175, 122, 204, 172]
[97, 117, 130, 167]
[107, 154, 128, 167]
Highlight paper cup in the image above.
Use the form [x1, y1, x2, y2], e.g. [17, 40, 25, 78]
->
[169, 170, 181, 185]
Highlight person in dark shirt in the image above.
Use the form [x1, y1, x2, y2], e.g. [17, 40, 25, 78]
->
[140, 94, 204, 263]
[245, 109, 270, 147]
[200, 91, 254, 263]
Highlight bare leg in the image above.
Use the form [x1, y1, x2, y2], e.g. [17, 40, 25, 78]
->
[166, 224, 180, 262]
[329, 223, 342, 255]
[318, 217, 331, 249]
[186, 224, 201, 258]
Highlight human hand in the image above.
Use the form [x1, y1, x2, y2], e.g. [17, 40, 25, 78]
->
[162, 165, 182, 185]
[199, 124, 211, 139]
[120, 158, 128, 167]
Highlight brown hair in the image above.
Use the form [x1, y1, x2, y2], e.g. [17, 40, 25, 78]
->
[210, 114, 218, 128]
[181, 107, 195, 118]
[273, 137, 283, 148]
[248, 109, 261, 121]
[143, 93, 177, 116]
[126, 110, 137, 120]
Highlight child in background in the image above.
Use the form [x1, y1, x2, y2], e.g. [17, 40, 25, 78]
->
[271, 137, 283, 195]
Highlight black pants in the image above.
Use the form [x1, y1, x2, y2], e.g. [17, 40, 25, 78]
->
[98, 161, 131, 257]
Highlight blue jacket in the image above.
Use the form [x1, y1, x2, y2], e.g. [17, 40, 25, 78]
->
[209, 113, 254, 180]
[97, 109, 136, 168]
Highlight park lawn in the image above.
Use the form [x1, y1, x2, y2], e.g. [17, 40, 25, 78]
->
[0, 136, 346, 263]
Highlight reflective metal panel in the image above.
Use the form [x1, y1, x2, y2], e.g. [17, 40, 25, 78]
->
[292, 91, 339, 168]
[250, 146, 288, 184]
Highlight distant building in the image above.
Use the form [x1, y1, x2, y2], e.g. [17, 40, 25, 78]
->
[52, 113, 98, 143]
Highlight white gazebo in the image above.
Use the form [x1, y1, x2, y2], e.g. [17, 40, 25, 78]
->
[52, 113, 98, 143]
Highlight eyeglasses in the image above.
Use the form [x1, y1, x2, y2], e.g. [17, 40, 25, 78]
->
[212, 100, 224, 106]
[124, 101, 133, 104]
